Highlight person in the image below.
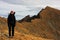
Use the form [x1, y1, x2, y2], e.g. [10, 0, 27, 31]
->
[7, 11, 16, 38]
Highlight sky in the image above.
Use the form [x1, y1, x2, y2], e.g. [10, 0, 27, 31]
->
[0, 0, 60, 20]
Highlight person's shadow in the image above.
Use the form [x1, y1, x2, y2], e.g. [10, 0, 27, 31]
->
[4, 34, 9, 38]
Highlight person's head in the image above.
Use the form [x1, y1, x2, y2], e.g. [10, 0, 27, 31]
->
[10, 11, 14, 14]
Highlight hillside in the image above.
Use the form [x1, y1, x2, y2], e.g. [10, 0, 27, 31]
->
[18, 6, 60, 40]
[0, 18, 52, 40]
[0, 6, 60, 40]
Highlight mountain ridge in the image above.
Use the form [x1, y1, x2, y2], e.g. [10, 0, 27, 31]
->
[18, 6, 60, 40]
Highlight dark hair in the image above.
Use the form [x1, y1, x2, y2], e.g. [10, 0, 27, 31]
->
[14, 12, 15, 14]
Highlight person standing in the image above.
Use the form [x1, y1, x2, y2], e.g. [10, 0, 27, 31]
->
[7, 11, 16, 38]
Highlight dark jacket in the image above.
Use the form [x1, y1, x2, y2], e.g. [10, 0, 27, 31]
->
[7, 14, 16, 27]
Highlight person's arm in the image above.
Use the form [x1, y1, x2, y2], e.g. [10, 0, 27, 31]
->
[7, 14, 11, 24]
[14, 16, 16, 26]
[7, 15, 9, 23]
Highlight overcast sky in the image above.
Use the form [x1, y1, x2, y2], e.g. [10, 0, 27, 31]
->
[0, 0, 60, 20]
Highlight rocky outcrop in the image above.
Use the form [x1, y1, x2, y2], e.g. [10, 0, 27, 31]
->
[18, 15, 31, 22]
[18, 12, 40, 22]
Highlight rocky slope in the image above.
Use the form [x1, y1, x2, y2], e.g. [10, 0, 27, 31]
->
[18, 6, 60, 40]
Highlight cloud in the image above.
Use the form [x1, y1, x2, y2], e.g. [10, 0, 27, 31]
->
[0, 1, 30, 13]
[1, 0, 60, 8]
[0, 0, 60, 20]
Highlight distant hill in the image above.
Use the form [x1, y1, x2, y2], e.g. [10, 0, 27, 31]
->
[0, 6, 60, 40]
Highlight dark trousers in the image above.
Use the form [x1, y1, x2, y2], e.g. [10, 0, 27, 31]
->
[8, 24, 15, 36]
